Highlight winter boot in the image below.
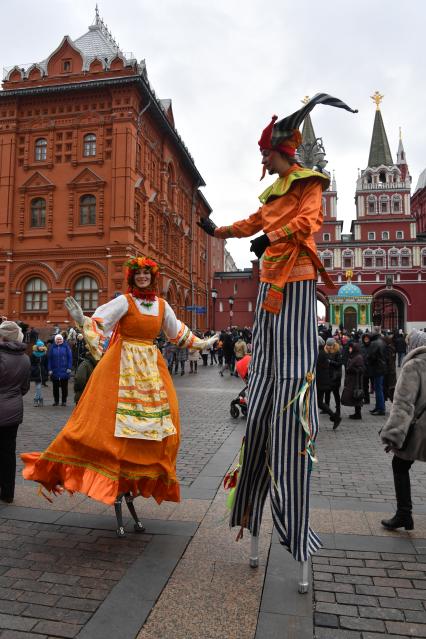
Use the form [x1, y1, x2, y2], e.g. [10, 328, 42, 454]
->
[381, 472, 414, 531]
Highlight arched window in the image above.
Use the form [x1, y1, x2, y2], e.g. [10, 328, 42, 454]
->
[342, 250, 354, 269]
[79, 195, 96, 225]
[389, 248, 399, 268]
[374, 249, 386, 269]
[363, 249, 374, 268]
[400, 248, 411, 268]
[35, 138, 47, 161]
[74, 276, 99, 311]
[382, 231, 389, 240]
[422, 249, 426, 268]
[367, 196, 376, 214]
[83, 133, 96, 157]
[30, 197, 46, 227]
[321, 250, 333, 270]
[380, 196, 389, 213]
[379, 171, 386, 184]
[25, 277, 48, 311]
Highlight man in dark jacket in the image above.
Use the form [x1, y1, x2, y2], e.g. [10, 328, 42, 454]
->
[0, 321, 30, 503]
[367, 326, 387, 416]
[360, 333, 373, 404]
[394, 330, 407, 368]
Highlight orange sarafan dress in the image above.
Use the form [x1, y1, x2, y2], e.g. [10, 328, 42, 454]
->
[21, 294, 206, 505]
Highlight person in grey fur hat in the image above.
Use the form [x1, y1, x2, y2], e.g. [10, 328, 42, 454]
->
[380, 329, 426, 531]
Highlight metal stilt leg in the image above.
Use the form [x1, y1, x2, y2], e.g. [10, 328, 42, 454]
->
[249, 535, 259, 568]
[298, 560, 309, 594]
[114, 494, 125, 538]
[124, 493, 145, 533]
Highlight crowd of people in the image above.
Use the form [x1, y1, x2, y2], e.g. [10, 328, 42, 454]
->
[160, 326, 252, 377]
[316, 325, 409, 429]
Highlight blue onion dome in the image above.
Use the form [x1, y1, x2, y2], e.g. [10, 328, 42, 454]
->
[337, 282, 363, 297]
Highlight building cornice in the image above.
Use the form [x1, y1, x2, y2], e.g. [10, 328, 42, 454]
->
[0, 75, 205, 186]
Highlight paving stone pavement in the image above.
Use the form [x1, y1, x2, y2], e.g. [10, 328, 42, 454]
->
[4, 364, 426, 638]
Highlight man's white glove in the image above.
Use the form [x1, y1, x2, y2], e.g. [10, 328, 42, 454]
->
[64, 297, 85, 325]
[206, 335, 219, 349]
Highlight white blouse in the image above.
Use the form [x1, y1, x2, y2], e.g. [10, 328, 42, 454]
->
[91, 295, 191, 343]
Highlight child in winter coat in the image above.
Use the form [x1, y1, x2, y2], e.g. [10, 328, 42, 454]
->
[30, 340, 48, 406]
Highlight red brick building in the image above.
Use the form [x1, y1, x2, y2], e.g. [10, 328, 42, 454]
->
[0, 12, 223, 331]
[212, 260, 259, 331]
[315, 93, 426, 331]
[212, 94, 426, 333]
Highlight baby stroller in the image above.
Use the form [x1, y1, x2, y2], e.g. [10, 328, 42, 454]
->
[230, 355, 251, 418]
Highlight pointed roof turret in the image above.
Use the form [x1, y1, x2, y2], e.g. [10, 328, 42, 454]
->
[301, 112, 317, 146]
[397, 127, 406, 165]
[367, 91, 393, 167]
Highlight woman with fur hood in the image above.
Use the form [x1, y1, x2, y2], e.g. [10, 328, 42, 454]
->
[380, 329, 426, 531]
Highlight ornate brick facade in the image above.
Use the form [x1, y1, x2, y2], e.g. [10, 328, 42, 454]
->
[0, 13, 223, 330]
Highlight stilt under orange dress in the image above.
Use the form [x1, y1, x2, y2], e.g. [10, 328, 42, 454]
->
[22, 294, 205, 505]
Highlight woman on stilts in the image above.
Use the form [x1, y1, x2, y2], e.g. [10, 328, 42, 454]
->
[21, 256, 217, 534]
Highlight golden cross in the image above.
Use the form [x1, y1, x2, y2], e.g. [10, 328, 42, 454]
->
[345, 269, 353, 281]
[371, 91, 384, 111]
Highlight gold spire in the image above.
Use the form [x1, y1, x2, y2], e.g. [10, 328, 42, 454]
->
[301, 95, 310, 105]
[399, 126, 402, 140]
[371, 91, 384, 111]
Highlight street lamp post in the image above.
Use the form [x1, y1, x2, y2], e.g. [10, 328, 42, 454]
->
[228, 295, 234, 329]
[211, 288, 218, 331]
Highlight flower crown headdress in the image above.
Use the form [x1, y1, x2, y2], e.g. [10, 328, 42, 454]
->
[124, 256, 160, 301]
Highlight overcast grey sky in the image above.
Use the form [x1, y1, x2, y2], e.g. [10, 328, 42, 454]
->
[1, 0, 424, 268]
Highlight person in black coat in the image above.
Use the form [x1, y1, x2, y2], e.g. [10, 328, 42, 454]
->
[30, 340, 49, 407]
[341, 342, 365, 420]
[316, 337, 341, 429]
[0, 321, 31, 503]
[394, 330, 407, 368]
[367, 327, 387, 416]
[324, 338, 343, 420]
[360, 333, 374, 405]
[384, 336, 397, 402]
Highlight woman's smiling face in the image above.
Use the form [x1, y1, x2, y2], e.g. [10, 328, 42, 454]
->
[133, 268, 152, 289]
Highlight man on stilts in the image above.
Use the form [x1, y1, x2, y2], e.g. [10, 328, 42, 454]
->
[199, 94, 357, 565]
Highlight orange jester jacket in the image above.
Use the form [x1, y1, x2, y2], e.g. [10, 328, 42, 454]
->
[214, 165, 335, 314]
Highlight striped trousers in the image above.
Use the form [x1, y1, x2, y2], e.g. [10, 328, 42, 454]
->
[230, 279, 322, 562]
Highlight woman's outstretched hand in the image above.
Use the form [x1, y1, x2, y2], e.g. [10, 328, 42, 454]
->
[197, 217, 217, 237]
[206, 335, 219, 349]
[64, 297, 84, 325]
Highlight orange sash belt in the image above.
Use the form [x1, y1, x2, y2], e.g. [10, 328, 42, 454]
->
[262, 239, 336, 314]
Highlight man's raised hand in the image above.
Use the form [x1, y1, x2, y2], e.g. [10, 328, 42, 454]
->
[197, 217, 217, 237]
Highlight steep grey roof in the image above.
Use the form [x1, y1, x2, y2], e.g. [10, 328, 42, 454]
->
[367, 109, 393, 167]
[74, 25, 120, 59]
[414, 168, 426, 193]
